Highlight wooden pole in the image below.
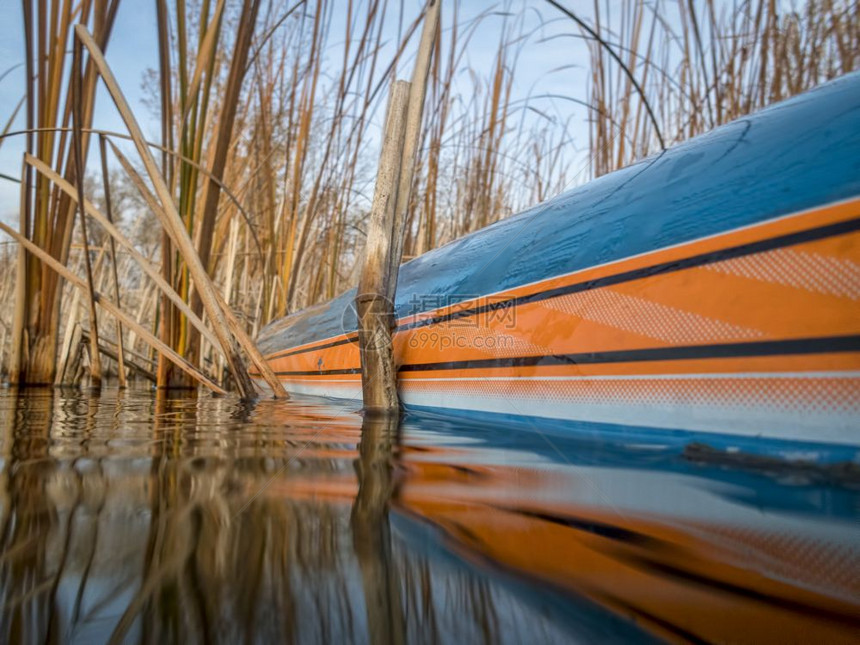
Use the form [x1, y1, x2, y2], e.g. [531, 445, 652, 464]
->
[356, 81, 411, 414]
[386, 0, 441, 304]
[357, 3, 440, 414]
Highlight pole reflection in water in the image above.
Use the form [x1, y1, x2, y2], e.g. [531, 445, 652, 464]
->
[0, 387, 857, 643]
[351, 414, 404, 645]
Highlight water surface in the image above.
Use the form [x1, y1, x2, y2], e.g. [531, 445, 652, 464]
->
[0, 387, 857, 643]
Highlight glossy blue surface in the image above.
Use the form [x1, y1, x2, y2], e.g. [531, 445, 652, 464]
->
[258, 72, 860, 352]
[404, 404, 860, 465]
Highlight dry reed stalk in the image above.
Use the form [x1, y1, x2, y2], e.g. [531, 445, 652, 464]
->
[273, 0, 427, 313]
[189, 0, 262, 362]
[277, 0, 326, 315]
[75, 24, 259, 398]
[24, 153, 221, 352]
[71, 33, 103, 388]
[0, 220, 226, 394]
[9, 161, 29, 383]
[154, 0, 176, 389]
[583, 0, 858, 175]
[78, 330, 156, 382]
[126, 281, 158, 365]
[412, 2, 458, 257]
[101, 143, 287, 397]
[285, 5, 428, 310]
[9, 0, 120, 385]
[55, 254, 84, 386]
[97, 134, 126, 386]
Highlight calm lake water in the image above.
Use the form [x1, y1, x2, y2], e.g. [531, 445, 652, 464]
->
[0, 387, 857, 644]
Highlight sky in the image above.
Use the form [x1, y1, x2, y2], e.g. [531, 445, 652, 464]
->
[0, 0, 595, 225]
[0, 0, 162, 221]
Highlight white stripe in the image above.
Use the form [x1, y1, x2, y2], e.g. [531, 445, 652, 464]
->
[272, 371, 860, 383]
[397, 390, 859, 445]
[400, 371, 860, 381]
[259, 370, 860, 446]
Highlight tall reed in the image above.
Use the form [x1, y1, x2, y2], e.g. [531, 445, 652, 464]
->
[575, 0, 860, 176]
[8, 0, 120, 385]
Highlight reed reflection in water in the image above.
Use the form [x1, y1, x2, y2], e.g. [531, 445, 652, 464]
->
[0, 388, 589, 644]
[0, 387, 857, 644]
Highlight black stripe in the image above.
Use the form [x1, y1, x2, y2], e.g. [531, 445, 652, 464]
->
[274, 367, 362, 376]
[511, 508, 662, 547]
[273, 335, 860, 377]
[267, 214, 860, 361]
[268, 335, 357, 360]
[620, 553, 860, 628]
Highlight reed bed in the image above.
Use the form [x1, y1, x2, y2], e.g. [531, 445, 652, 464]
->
[0, 0, 856, 391]
[576, 0, 860, 176]
[0, 390, 547, 643]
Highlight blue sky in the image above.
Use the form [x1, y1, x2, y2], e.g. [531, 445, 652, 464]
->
[0, 1, 594, 224]
[0, 0, 163, 220]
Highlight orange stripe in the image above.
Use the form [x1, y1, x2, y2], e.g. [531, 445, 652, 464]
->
[258, 199, 860, 381]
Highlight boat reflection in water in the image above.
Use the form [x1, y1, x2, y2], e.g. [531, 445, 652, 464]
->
[0, 388, 857, 643]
